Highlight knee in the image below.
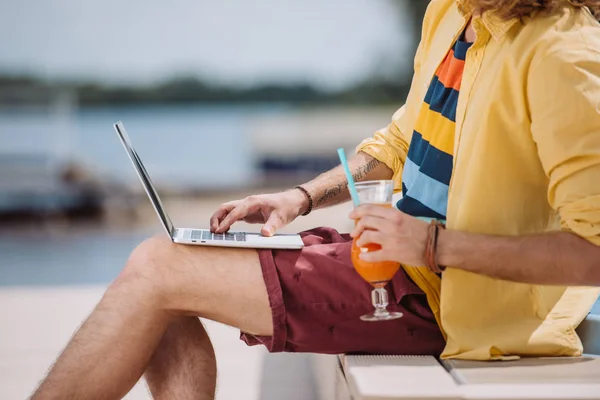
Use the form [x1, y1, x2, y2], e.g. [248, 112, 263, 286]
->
[116, 235, 177, 294]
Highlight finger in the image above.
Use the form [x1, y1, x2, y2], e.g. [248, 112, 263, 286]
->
[359, 249, 391, 263]
[350, 216, 392, 238]
[209, 202, 237, 232]
[349, 204, 402, 221]
[216, 204, 250, 233]
[261, 212, 285, 237]
[355, 230, 385, 248]
[350, 216, 384, 238]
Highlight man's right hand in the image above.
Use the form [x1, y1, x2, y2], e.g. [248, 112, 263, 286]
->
[209, 189, 309, 237]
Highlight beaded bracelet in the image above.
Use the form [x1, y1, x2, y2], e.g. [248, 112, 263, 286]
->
[294, 185, 313, 216]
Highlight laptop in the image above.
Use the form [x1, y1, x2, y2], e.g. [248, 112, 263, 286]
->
[114, 121, 304, 249]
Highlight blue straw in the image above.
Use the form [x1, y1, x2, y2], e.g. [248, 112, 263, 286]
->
[337, 148, 360, 208]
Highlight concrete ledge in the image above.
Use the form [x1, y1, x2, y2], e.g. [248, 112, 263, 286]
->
[316, 313, 600, 400]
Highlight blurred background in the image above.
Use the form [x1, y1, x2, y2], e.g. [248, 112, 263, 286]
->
[0, 1, 429, 398]
[0, 1, 597, 399]
[0, 0, 429, 233]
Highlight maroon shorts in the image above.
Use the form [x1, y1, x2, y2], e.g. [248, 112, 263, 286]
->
[241, 227, 445, 355]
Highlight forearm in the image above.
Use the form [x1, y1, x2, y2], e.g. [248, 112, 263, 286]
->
[438, 229, 600, 286]
[299, 152, 393, 212]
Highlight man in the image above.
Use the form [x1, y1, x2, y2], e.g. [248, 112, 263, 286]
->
[33, 0, 600, 399]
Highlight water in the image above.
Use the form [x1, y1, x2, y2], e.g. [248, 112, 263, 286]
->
[0, 104, 290, 189]
[0, 230, 147, 286]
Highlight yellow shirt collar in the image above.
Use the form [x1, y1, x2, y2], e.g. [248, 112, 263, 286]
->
[456, 0, 520, 41]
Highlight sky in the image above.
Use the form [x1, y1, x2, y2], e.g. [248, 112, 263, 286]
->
[0, 0, 413, 90]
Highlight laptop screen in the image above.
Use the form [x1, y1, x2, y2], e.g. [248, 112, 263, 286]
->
[114, 121, 175, 238]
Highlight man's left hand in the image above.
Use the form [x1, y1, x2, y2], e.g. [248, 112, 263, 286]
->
[349, 205, 429, 266]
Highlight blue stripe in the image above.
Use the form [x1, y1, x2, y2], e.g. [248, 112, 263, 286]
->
[405, 132, 454, 184]
[406, 131, 429, 167]
[424, 76, 459, 122]
[423, 77, 438, 106]
[402, 156, 421, 189]
[419, 146, 453, 185]
[454, 39, 472, 61]
[397, 195, 447, 220]
[401, 158, 450, 216]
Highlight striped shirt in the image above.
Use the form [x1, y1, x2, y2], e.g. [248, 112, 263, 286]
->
[396, 36, 473, 220]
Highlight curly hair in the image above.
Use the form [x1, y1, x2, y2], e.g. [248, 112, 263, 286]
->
[468, 0, 600, 20]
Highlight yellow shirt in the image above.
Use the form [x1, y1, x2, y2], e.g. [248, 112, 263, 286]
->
[357, 0, 600, 360]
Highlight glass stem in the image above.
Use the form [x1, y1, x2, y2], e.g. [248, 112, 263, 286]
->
[371, 288, 390, 317]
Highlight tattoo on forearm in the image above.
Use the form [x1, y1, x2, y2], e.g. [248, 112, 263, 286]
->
[316, 183, 345, 206]
[352, 158, 381, 183]
[315, 158, 382, 206]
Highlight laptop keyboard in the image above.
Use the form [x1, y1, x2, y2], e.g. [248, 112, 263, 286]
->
[191, 230, 246, 242]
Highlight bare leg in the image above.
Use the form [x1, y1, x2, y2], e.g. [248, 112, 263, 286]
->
[31, 237, 272, 400]
[145, 317, 216, 400]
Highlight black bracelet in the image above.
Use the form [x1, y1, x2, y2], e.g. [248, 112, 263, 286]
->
[294, 185, 313, 216]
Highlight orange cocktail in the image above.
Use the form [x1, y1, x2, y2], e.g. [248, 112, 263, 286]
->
[351, 204, 401, 288]
[351, 181, 403, 321]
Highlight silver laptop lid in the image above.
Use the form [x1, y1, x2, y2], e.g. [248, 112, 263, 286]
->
[114, 121, 175, 238]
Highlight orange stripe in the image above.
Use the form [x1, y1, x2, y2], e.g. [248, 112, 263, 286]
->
[436, 50, 466, 92]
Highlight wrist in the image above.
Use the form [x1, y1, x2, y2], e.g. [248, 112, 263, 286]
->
[436, 228, 463, 269]
[289, 187, 311, 216]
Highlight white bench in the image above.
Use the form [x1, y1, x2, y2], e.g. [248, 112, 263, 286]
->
[310, 313, 600, 400]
